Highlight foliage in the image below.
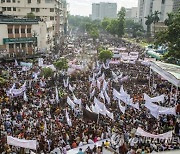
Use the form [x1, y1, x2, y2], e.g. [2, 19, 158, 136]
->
[26, 12, 35, 19]
[117, 7, 126, 37]
[89, 29, 99, 41]
[145, 14, 153, 37]
[41, 68, 54, 79]
[98, 49, 113, 62]
[106, 19, 119, 36]
[0, 77, 7, 85]
[54, 58, 68, 71]
[125, 19, 144, 38]
[154, 10, 180, 60]
[101, 18, 111, 30]
[164, 13, 174, 26]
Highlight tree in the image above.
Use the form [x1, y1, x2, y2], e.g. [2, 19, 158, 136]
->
[54, 57, 68, 71]
[106, 19, 119, 36]
[145, 14, 153, 37]
[164, 13, 174, 26]
[155, 10, 180, 61]
[90, 29, 99, 42]
[26, 12, 35, 19]
[117, 7, 126, 37]
[99, 49, 113, 62]
[153, 11, 161, 35]
[41, 68, 54, 79]
[101, 18, 111, 31]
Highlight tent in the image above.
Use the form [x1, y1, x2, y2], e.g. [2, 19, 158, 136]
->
[147, 50, 163, 60]
[150, 61, 180, 87]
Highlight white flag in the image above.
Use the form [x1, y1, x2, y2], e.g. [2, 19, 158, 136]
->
[23, 92, 28, 102]
[99, 91, 105, 102]
[55, 87, 59, 103]
[63, 77, 69, 88]
[102, 80, 108, 91]
[67, 96, 75, 109]
[97, 80, 101, 90]
[15, 59, 18, 66]
[118, 100, 126, 114]
[73, 94, 82, 105]
[86, 105, 92, 112]
[66, 110, 72, 127]
[90, 88, 95, 99]
[104, 91, 110, 104]
[69, 84, 74, 92]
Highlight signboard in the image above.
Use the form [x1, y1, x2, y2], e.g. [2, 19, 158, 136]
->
[3, 37, 37, 44]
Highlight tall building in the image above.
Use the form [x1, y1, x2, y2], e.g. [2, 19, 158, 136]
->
[92, 2, 117, 20]
[0, 0, 68, 53]
[125, 7, 138, 22]
[173, 0, 180, 12]
[138, 0, 174, 30]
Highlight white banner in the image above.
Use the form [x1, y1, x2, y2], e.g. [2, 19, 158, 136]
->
[7, 136, 37, 150]
[66, 110, 72, 127]
[136, 127, 173, 139]
[73, 94, 82, 105]
[118, 100, 126, 114]
[102, 80, 108, 91]
[55, 87, 59, 102]
[69, 84, 75, 92]
[63, 77, 69, 88]
[67, 96, 75, 109]
[144, 93, 165, 103]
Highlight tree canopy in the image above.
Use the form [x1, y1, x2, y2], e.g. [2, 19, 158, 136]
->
[54, 58, 68, 71]
[155, 10, 180, 61]
[98, 49, 113, 62]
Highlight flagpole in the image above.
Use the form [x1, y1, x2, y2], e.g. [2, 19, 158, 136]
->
[97, 113, 100, 124]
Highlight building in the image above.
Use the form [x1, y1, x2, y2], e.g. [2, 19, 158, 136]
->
[125, 7, 138, 22]
[0, 0, 68, 53]
[0, 16, 55, 54]
[138, 0, 174, 30]
[92, 2, 117, 20]
[173, 0, 180, 12]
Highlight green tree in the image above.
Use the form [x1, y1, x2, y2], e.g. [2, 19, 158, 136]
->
[145, 14, 154, 37]
[90, 29, 99, 42]
[41, 68, 54, 79]
[164, 13, 174, 26]
[106, 19, 119, 36]
[155, 10, 180, 61]
[99, 49, 113, 62]
[101, 18, 111, 30]
[54, 57, 68, 71]
[117, 7, 126, 37]
[153, 11, 161, 35]
[26, 12, 35, 19]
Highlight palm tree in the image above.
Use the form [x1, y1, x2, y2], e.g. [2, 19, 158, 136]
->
[164, 13, 174, 26]
[153, 11, 161, 35]
[145, 14, 153, 37]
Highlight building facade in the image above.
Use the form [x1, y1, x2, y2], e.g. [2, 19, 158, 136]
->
[0, 0, 68, 53]
[92, 2, 117, 20]
[173, 0, 180, 12]
[138, 0, 174, 30]
[0, 17, 54, 54]
[125, 7, 138, 22]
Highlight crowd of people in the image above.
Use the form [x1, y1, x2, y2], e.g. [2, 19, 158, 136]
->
[0, 37, 179, 154]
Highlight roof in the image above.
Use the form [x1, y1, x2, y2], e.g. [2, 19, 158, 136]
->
[150, 61, 180, 87]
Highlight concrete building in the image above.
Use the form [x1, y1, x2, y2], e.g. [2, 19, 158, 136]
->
[0, 16, 55, 54]
[138, 0, 174, 30]
[173, 0, 180, 12]
[92, 2, 117, 20]
[0, 0, 68, 52]
[125, 7, 138, 22]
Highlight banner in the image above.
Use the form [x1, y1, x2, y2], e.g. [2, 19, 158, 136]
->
[63, 77, 69, 88]
[7, 136, 37, 150]
[118, 100, 126, 114]
[97, 80, 101, 90]
[15, 59, 18, 66]
[136, 127, 173, 139]
[38, 58, 44, 67]
[67, 97, 75, 109]
[69, 84, 74, 92]
[10, 81, 26, 97]
[66, 110, 72, 127]
[73, 94, 82, 105]
[86, 105, 92, 112]
[20, 62, 32, 67]
[23, 92, 28, 102]
[102, 80, 108, 92]
[144, 93, 165, 103]
[55, 87, 59, 103]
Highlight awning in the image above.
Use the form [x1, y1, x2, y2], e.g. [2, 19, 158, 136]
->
[150, 61, 180, 87]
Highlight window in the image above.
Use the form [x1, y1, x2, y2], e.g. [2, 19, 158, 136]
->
[13, 7, 16, 11]
[21, 43, 25, 48]
[31, 8, 35, 12]
[27, 0, 31, 3]
[50, 8, 54, 12]
[15, 28, 19, 34]
[2, 7, 6, 11]
[50, 16, 54, 20]
[12, 0, 15, 2]
[37, 0, 41, 3]
[7, 7, 11, 11]
[8, 28, 13, 34]
[1, 0, 5, 3]
[36, 8, 40, 12]
[7, 0, 11, 2]
[28, 43, 32, 47]
[9, 44, 14, 49]
[27, 28, 31, 33]
[162, 0, 165, 4]
[21, 28, 25, 33]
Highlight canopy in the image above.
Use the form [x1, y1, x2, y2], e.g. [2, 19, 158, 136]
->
[150, 61, 180, 87]
[147, 50, 162, 60]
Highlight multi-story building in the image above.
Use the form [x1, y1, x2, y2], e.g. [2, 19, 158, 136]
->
[138, 0, 174, 30]
[173, 0, 180, 12]
[92, 2, 117, 20]
[0, 0, 68, 53]
[0, 15, 55, 54]
[125, 7, 138, 22]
